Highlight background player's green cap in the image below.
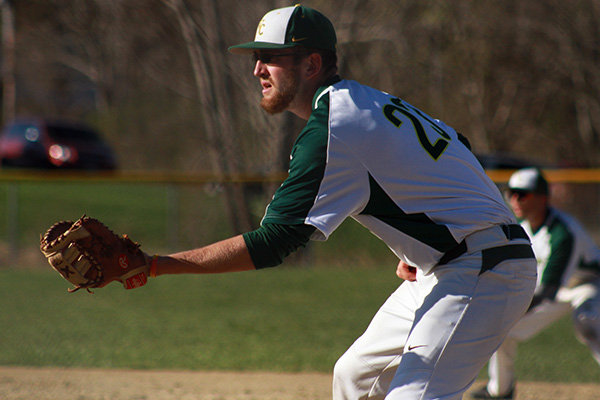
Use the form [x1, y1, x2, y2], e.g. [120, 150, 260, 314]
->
[228, 5, 337, 54]
[508, 168, 549, 195]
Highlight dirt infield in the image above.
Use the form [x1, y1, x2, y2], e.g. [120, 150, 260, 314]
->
[1, 366, 599, 400]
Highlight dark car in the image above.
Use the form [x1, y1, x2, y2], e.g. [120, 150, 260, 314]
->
[474, 152, 547, 170]
[0, 118, 117, 170]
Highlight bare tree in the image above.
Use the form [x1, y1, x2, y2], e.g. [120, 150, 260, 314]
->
[8, 0, 600, 173]
[161, 0, 254, 233]
[1, 0, 15, 123]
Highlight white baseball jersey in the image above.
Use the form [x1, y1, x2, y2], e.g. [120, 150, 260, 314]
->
[245, 76, 537, 399]
[262, 77, 515, 272]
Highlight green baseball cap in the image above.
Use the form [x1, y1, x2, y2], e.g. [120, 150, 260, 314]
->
[228, 5, 337, 54]
[508, 168, 549, 195]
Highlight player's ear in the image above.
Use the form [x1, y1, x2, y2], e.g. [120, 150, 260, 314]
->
[304, 52, 323, 80]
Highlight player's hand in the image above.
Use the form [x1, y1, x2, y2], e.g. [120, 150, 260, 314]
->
[396, 260, 417, 282]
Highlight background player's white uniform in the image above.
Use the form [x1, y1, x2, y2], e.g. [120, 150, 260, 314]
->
[251, 78, 537, 399]
[561, 275, 600, 366]
[484, 207, 600, 396]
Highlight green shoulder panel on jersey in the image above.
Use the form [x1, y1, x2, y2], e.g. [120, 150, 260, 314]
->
[542, 214, 575, 285]
[261, 86, 331, 225]
[360, 174, 460, 253]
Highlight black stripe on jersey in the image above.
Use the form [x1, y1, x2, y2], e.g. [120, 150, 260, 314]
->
[360, 174, 460, 253]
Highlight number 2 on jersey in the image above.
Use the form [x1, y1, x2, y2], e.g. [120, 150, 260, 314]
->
[383, 97, 451, 160]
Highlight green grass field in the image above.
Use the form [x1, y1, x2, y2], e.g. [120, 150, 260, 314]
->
[1, 179, 600, 383]
[0, 179, 397, 266]
[1, 267, 600, 382]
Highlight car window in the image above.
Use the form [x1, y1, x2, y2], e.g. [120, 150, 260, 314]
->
[6, 123, 41, 141]
[47, 124, 101, 143]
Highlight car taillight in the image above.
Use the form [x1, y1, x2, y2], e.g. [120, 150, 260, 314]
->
[0, 138, 25, 155]
[48, 144, 78, 166]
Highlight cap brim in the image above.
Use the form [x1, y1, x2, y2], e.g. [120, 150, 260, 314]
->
[228, 41, 296, 54]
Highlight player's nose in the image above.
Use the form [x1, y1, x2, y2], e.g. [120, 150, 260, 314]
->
[254, 60, 269, 78]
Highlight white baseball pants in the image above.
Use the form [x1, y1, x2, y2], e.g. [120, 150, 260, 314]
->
[485, 299, 571, 396]
[333, 227, 536, 400]
[486, 280, 600, 396]
[567, 282, 600, 366]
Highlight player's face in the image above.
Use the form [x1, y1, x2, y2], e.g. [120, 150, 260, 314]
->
[507, 190, 536, 219]
[253, 51, 302, 114]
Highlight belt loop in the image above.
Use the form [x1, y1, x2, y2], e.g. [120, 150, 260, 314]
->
[502, 224, 511, 240]
[439, 240, 467, 265]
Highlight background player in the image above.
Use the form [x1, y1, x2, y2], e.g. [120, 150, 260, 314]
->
[472, 168, 600, 399]
[146, 5, 537, 399]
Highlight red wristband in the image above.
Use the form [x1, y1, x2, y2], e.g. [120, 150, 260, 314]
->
[150, 254, 159, 278]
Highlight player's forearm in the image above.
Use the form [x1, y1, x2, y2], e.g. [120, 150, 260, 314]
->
[151, 235, 256, 276]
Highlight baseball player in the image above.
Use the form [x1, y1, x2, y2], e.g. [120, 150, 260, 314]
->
[147, 5, 537, 399]
[471, 168, 600, 399]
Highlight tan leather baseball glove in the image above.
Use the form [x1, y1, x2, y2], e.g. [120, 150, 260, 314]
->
[40, 215, 149, 293]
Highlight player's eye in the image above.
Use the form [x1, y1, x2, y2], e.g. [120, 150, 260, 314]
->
[252, 52, 310, 64]
[508, 190, 532, 200]
[253, 53, 290, 63]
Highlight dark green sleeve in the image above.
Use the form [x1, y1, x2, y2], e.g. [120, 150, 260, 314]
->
[242, 223, 316, 269]
[541, 222, 574, 287]
[528, 220, 575, 310]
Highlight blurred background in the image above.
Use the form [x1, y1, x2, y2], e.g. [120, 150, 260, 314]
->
[1, 0, 600, 265]
[3, 0, 599, 169]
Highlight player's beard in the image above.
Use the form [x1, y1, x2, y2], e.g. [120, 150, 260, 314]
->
[260, 66, 301, 115]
